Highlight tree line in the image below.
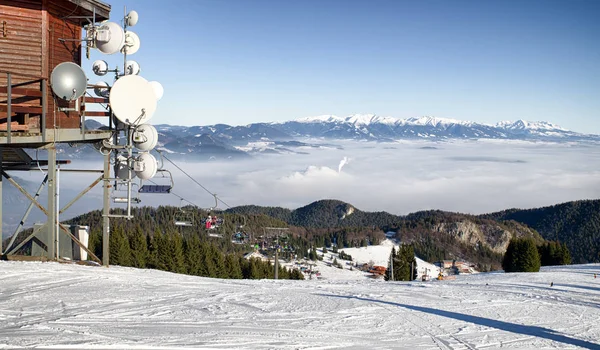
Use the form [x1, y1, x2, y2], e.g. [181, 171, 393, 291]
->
[502, 238, 572, 273]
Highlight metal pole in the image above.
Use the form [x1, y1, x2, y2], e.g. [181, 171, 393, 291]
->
[102, 151, 110, 266]
[0, 148, 3, 240]
[47, 146, 56, 260]
[7, 73, 11, 143]
[56, 164, 60, 259]
[42, 79, 47, 142]
[274, 235, 278, 280]
[390, 251, 394, 281]
[126, 127, 132, 219]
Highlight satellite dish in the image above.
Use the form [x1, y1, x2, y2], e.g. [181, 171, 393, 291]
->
[96, 22, 125, 55]
[134, 152, 158, 180]
[92, 60, 109, 76]
[125, 60, 141, 75]
[126, 10, 139, 27]
[115, 157, 136, 180]
[50, 62, 87, 101]
[149, 81, 164, 101]
[132, 124, 158, 151]
[93, 81, 110, 98]
[109, 75, 157, 125]
[122, 31, 141, 55]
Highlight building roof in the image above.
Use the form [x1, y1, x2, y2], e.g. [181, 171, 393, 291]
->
[67, 0, 111, 22]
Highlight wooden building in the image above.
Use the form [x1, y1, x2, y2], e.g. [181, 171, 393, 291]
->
[0, 0, 112, 145]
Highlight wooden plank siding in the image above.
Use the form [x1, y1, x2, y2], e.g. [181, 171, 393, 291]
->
[0, 0, 111, 133]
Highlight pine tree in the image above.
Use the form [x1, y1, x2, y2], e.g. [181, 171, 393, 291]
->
[385, 247, 396, 281]
[109, 225, 132, 266]
[129, 225, 148, 268]
[224, 254, 243, 279]
[184, 234, 203, 276]
[503, 238, 541, 272]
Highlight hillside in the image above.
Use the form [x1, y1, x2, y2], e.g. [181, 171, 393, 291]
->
[482, 200, 600, 264]
[227, 200, 543, 270]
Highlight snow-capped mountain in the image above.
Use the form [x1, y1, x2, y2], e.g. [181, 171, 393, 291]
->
[274, 114, 593, 141]
[72, 115, 598, 161]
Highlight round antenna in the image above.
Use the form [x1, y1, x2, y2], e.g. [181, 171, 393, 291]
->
[132, 124, 158, 151]
[92, 60, 109, 76]
[109, 75, 157, 125]
[124, 60, 141, 75]
[50, 62, 87, 101]
[96, 22, 125, 55]
[134, 152, 158, 180]
[93, 81, 110, 97]
[126, 10, 139, 27]
[149, 81, 164, 100]
[122, 31, 141, 55]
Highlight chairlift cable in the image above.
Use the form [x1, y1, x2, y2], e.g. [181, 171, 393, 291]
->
[157, 151, 232, 209]
[145, 178, 200, 208]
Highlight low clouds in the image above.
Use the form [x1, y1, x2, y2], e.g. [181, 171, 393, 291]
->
[163, 139, 600, 215]
[18, 139, 600, 230]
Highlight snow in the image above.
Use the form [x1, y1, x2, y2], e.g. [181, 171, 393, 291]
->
[1, 237, 599, 349]
[293, 115, 573, 133]
[495, 119, 569, 131]
[310, 240, 441, 281]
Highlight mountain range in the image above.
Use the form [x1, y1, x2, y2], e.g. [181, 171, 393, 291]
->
[74, 115, 599, 161]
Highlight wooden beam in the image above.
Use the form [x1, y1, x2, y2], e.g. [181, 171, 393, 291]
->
[0, 87, 43, 97]
[83, 111, 110, 117]
[0, 105, 42, 114]
[83, 97, 108, 104]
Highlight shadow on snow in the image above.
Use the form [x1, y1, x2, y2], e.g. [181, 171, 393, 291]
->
[319, 294, 599, 349]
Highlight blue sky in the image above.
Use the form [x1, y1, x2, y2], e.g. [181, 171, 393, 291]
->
[86, 0, 600, 133]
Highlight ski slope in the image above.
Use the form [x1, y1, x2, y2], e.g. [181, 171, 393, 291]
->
[1, 261, 599, 349]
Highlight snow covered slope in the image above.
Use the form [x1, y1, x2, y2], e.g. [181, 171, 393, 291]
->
[1, 261, 599, 349]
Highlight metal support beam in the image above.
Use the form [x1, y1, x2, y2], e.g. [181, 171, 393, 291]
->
[41, 80, 47, 142]
[58, 223, 101, 265]
[102, 151, 110, 266]
[59, 175, 102, 214]
[47, 146, 57, 260]
[7, 223, 46, 256]
[0, 148, 3, 240]
[1, 171, 48, 215]
[2, 174, 48, 255]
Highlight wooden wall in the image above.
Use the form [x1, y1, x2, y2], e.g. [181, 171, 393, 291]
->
[0, 0, 106, 131]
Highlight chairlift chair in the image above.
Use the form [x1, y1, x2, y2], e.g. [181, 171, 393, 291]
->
[139, 169, 174, 194]
[231, 216, 250, 244]
[174, 200, 194, 227]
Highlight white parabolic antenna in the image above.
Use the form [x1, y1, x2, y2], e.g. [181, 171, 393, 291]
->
[93, 81, 110, 97]
[50, 62, 87, 101]
[134, 152, 158, 180]
[125, 60, 141, 75]
[126, 10, 139, 27]
[149, 81, 164, 100]
[92, 60, 109, 76]
[109, 75, 157, 125]
[132, 124, 158, 151]
[96, 22, 125, 54]
[122, 31, 141, 55]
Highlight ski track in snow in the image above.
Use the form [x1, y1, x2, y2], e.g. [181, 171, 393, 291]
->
[0, 262, 599, 349]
